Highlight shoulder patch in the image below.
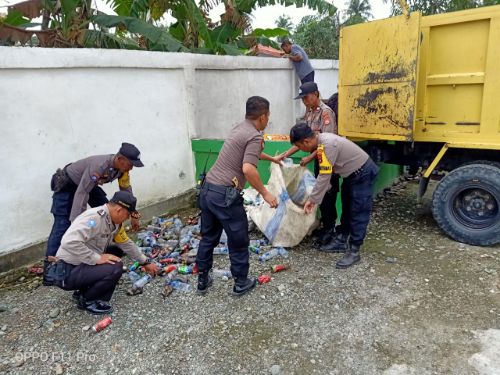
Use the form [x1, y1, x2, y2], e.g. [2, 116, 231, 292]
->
[87, 219, 97, 228]
[91, 173, 100, 183]
[322, 111, 331, 125]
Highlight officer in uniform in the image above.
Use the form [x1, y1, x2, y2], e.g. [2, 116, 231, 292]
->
[279, 82, 345, 247]
[46, 142, 144, 259]
[45, 191, 159, 314]
[196, 96, 279, 297]
[289, 123, 379, 269]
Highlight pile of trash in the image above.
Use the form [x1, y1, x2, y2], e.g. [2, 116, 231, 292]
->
[127, 215, 291, 298]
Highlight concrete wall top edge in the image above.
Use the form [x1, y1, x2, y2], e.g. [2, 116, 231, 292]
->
[0, 47, 338, 70]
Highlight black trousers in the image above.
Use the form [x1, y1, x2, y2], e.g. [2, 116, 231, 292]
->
[196, 183, 249, 280]
[314, 159, 342, 231]
[62, 246, 124, 302]
[342, 159, 379, 247]
[46, 178, 108, 257]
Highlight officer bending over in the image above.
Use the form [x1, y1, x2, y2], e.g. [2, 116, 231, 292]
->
[289, 123, 379, 269]
[45, 191, 159, 315]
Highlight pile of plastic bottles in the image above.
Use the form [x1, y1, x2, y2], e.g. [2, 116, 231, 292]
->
[126, 215, 291, 297]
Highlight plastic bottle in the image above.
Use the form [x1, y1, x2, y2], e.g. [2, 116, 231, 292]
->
[165, 269, 178, 281]
[168, 251, 180, 259]
[189, 238, 200, 249]
[212, 269, 232, 278]
[248, 245, 260, 254]
[128, 271, 141, 283]
[129, 261, 140, 271]
[283, 158, 294, 166]
[168, 280, 192, 292]
[277, 247, 289, 258]
[133, 274, 152, 289]
[219, 231, 228, 245]
[178, 265, 193, 275]
[146, 225, 162, 233]
[258, 248, 280, 262]
[213, 246, 229, 255]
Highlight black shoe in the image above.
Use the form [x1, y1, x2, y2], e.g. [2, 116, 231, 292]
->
[320, 233, 349, 253]
[232, 278, 256, 297]
[77, 300, 113, 315]
[336, 246, 361, 269]
[318, 228, 335, 246]
[197, 272, 213, 295]
[72, 291, 82, 302]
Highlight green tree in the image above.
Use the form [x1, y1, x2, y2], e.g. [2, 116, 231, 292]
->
[293, 14, 340, 59]
[275, 14, 294, 31]
[343, 0, 372, 25]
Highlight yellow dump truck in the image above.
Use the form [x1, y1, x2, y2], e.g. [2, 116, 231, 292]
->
[339, 5, 500, 246]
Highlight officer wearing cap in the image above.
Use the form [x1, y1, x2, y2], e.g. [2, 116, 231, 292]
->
[289, 123, 379, 269]
[279, 82, 344, 247]
[45, 143, 144, 259]
[45, 191, 159, 315]
[196, 96, 279, 297]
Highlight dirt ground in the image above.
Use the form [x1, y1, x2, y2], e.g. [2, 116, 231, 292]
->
[0, 179, 499, 375]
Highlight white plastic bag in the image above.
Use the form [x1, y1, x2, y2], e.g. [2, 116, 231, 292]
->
[246, 163, 318, 247]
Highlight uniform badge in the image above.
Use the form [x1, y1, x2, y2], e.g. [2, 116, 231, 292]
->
[87, 219, 97, 228]
[97, 209, 105, 216]
[91, 173, 100, 183]
[322, 111, 331, 125]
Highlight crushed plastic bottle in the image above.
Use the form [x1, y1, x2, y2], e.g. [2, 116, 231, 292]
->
[258, 247, 289, 262]
[178, 265, 193, 275]
[248, 245, 260, 254]
[213, 246, 229, 255]
[283, 158, 294, 166]
[189, 238, 200, 249]
[129, 261, 140, 272]
[219, 231, 228, 245]
[168, 280, 192, 292]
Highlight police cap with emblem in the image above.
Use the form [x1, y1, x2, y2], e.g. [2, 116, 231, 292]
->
[110, 191, 137, 212]
[294, 82, 319, 99]
[118, 142, 144, 167]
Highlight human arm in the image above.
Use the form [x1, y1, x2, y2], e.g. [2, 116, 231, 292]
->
[69, 167, 97, 222]
[260, 152, 283, 165]
[277, 146, 300, 161]
[243, 163, 278, 208]
[300, 151, 317, 166]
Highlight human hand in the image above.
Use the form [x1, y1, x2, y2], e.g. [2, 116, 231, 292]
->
[304, 200, 316, 214]
[300, 155, 314, 167]
[131, 217, 140, 231]
[263, 191, 279, 208]
[276, 152, 288, 161]
[143, 263, 160, 276]
[271, 156, 283, 166]
[97, 253, 121, 265]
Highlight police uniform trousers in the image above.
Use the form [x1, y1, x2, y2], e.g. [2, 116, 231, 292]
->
[60, 246, 124, 302]
[46, 179, 108, 257]
[196, 183, 249, 280]
[342, 159, 379, 247]
[313, 159, 349, 232]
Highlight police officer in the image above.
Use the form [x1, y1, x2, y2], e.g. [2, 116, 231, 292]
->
[46, 191, 159, 314]
[46, 143, 144, 259]
[196, 96, 279, 297]
[289, 123, 379, 269]
[279, 82, 342, 246]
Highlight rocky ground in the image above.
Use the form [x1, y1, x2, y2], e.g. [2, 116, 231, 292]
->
[0, 179, 499, 375]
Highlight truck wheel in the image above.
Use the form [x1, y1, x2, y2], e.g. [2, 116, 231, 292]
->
[432, 163, 500, 246]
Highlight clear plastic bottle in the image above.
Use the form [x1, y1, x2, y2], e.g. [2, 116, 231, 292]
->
[165, 269, 178, 281]
[212, 269, 232, 278]
[219, 231, 228, 245]
[128, 271, 141, 283]
[213, 246, 229, 255]
[283, 158, 294, 166]
[258, 248, 280, 262]
[277, 247, 289, 258]
[168, 280, 192, 292]
[133, 274, 152, 289]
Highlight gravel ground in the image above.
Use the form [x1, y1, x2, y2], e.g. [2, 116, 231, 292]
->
[0, 179, 499, 375]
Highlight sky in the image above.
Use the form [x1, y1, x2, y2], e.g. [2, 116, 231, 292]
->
[0, 0, 392, 28]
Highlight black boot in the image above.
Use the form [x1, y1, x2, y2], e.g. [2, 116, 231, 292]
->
[77, 299, 113, 315]
[320, 233, 349, 253]
[197, 272, 213, 295]
[72, 290, 82, 302]
[335, 245, 361, 269]
[232, 277, 256, 297]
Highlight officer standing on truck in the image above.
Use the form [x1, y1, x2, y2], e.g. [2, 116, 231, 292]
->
[278, 82, 346, 248]
[45, 191, 159, 315]
[289, 123, 379, 269]
[196, 96, 279, 297]
[46, 143, 144, 259]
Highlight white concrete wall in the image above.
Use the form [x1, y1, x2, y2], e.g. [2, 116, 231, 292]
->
[0, 47, 338, 256]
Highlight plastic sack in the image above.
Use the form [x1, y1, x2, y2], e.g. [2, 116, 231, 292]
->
[247, 163, 318, 247]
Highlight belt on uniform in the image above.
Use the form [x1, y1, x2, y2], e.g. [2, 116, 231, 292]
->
[349, 159, 371, 178]
[204, 182, 232, 195]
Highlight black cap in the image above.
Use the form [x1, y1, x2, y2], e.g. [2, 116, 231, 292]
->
[294, 82, 318, 99]
[118, 142, 144, 167]
[110, 191, 137, 213]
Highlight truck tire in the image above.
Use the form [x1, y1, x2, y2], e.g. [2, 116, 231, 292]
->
[432, 163, 500, 246]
